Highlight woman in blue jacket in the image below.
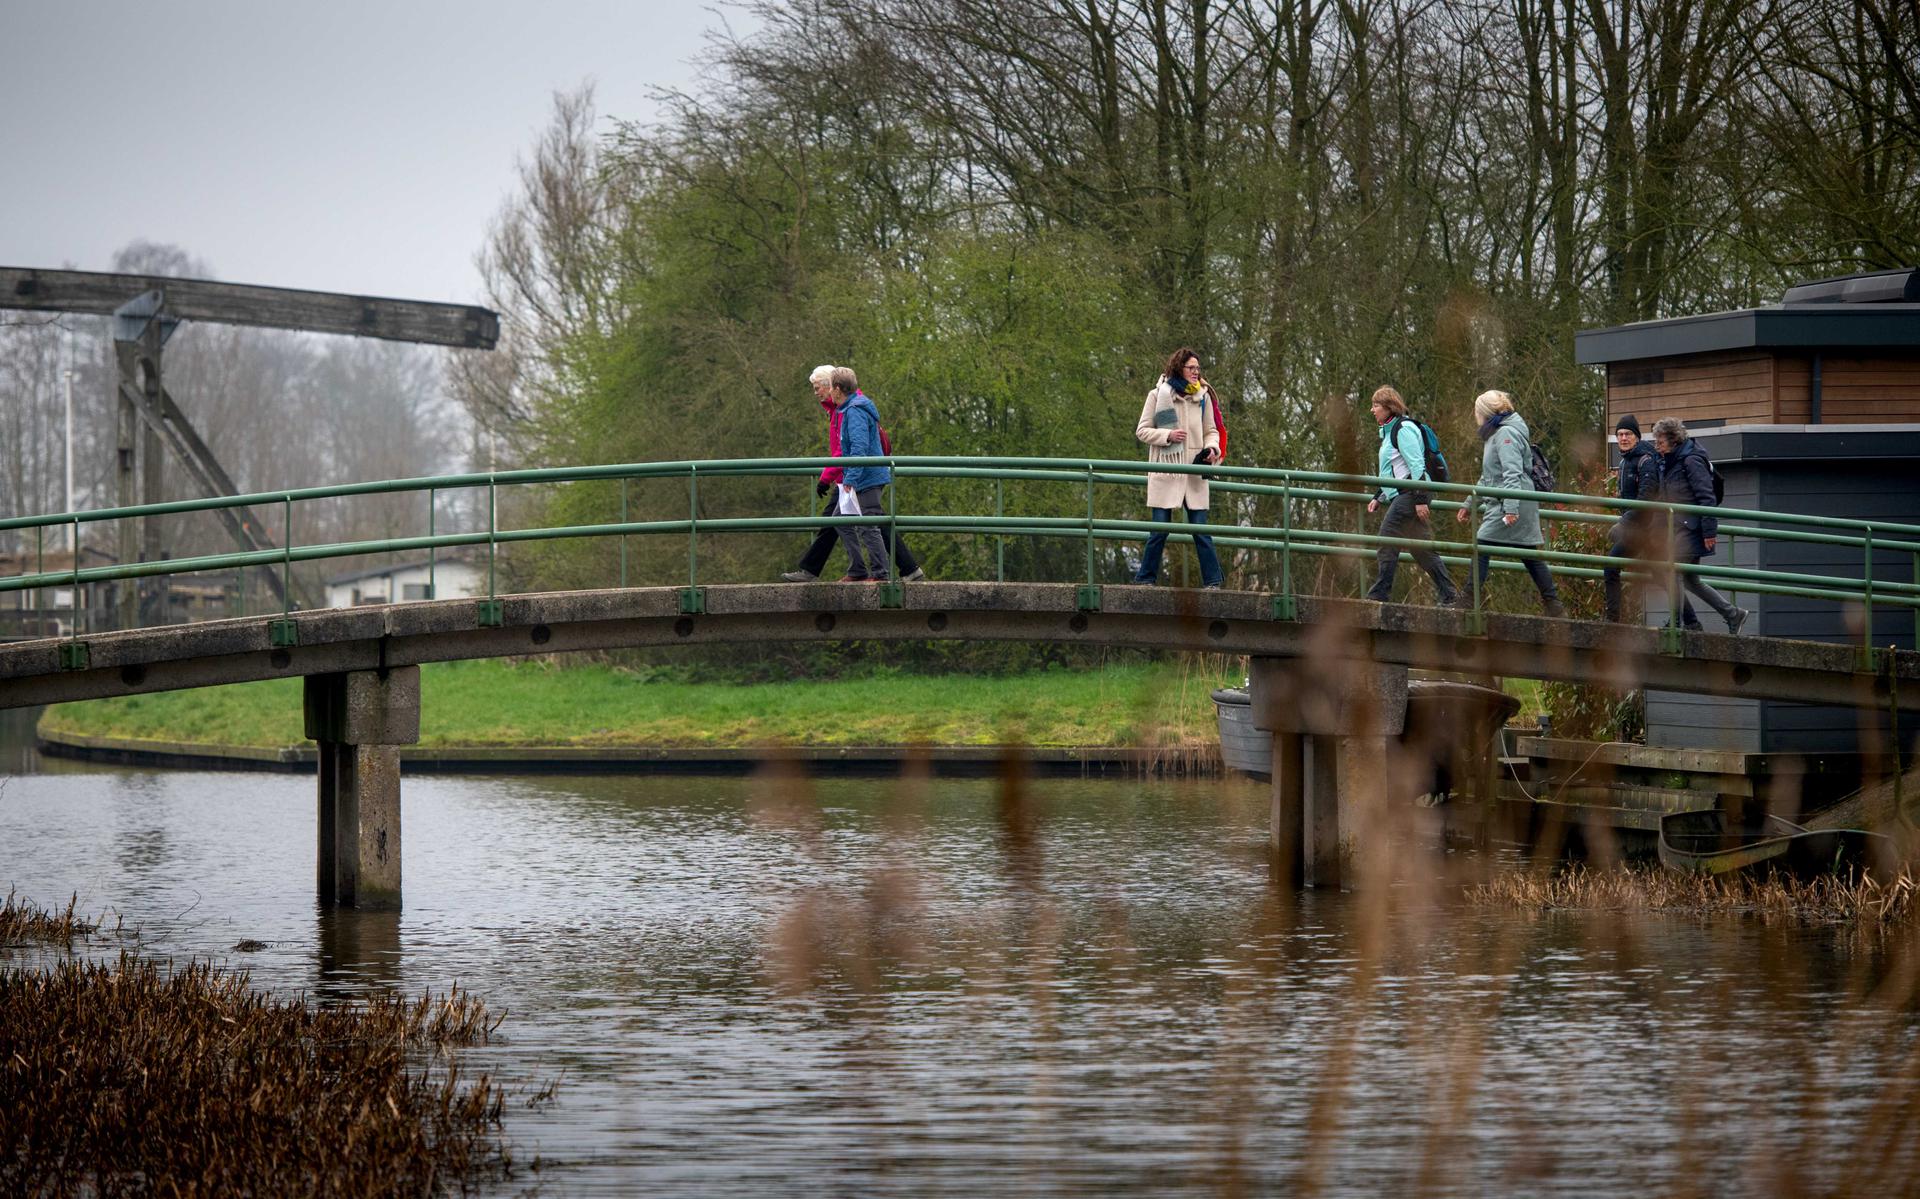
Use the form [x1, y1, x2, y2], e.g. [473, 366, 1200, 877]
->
[1364, 386, 1460, 606]
[830, 366, 893, 583]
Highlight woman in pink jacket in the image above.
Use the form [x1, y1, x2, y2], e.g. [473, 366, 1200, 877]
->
[1132, 347, 1224, 588]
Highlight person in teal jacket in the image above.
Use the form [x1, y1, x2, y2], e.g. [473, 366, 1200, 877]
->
[1363, 386, 1460, 606]
[1454, 389, 1564, 617]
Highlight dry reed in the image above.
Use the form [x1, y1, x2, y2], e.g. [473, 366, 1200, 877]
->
[1469, 861, 1920, 923]
[0, 951, 517, 1196]
[0, 889, 97, 944]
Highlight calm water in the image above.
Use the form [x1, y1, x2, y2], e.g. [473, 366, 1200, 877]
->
[3, 741, 1916, 1195]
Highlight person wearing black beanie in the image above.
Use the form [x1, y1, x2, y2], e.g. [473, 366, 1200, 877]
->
[1603, 413, 1659, 620]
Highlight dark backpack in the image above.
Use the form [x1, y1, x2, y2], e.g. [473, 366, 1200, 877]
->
[1692, 443, 1725, 503]
[1526, 443, 1555, 495]
[1387, 415, 1450, 484]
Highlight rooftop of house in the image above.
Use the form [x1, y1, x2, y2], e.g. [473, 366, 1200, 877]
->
[1576, 267, 1920, 366]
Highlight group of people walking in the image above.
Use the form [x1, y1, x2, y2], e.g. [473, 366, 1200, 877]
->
[1601, 413, 1748, 632]
[779, 364, 924, 585]
[778, 352, 1749, 633]
[1353, 390, 1747, 630]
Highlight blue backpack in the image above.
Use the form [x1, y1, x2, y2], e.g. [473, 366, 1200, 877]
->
[1388, 415, 1450, 483]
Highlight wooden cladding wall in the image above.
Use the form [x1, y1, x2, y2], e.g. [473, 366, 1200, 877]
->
[1607, 351, 1920, 427]
[1776, 354, 1920, 424]
[1606, 351, 1773, 428]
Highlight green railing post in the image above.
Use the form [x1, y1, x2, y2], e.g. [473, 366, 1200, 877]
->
[282, 496, 293, 618]
[995, 478, 1005, 582]
[1863, 527, 1876, 670]
[1084, 466, 1095, 586]
[1912, 551, 1918, 652]
[879, 471, 903, 607]
[266, 496, 298, 647]
[69, 517, 80, 635]
[679, 465, 705, 614]
[476, 475, 502, 627]
[34, 525, 43, 635]
[1661, 506, 1683, 654]
[618, 477, 628, 589]
[1274, 480, 1296, 621]
[428, 487, 437, 599]
[1468, 488, 1484, 635]
[1077, 465, 1101, 611]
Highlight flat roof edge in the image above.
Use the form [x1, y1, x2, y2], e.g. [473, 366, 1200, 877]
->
[1577, 305, 1920, 364]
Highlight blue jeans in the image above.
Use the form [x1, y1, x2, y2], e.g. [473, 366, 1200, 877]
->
[1135, 505, 1223, 587]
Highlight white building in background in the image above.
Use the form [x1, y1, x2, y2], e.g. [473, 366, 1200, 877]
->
[323, 557, 484, 608]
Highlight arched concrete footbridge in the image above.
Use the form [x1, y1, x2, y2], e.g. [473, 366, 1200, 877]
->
[6, 582, 1917, 908]
[1, 582, 1914, 713]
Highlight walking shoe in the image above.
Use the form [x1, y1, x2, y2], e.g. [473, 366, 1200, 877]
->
[1726, 606, 1750, 635]
[902, 568, 927, 582]
[1542, 599, 1568, 619]
[1203, 582, 1223, 590]
[780, 570, 817, 583]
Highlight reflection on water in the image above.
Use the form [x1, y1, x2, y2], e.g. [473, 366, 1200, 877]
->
[0, 707, 43, 774]
[2, 760, 1917, 1195]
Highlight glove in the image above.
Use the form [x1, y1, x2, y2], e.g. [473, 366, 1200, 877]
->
[816, 479, 831, 497]
[1191, 447, 1216, 466]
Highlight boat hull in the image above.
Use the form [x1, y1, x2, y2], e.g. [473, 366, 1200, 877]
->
[1658, 808, 1893, 879]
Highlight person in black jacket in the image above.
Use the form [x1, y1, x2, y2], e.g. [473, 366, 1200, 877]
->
[1650, 417, 1749, 634]
[1602, 414, 1661, 622]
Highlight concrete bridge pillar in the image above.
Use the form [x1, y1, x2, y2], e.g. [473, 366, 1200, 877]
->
[304, 667, 420, 910]
[1250, 657, 1407, 889]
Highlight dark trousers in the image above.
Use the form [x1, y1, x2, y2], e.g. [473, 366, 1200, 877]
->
[1476, 553, 1559, 602]
[1673, 554, 1738, 628]
[798, 495, 918, 578]
[838, 487, 893, 581]
[1365, 494, 1458, 604]
[1602, 534, 1637, 620]
[1135, 504, 1223, 587]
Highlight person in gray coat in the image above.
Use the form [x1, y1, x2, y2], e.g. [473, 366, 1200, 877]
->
[1454, 389, 1564, 617]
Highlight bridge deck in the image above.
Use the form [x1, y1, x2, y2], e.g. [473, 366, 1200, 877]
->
[2, 583, 1915, 714]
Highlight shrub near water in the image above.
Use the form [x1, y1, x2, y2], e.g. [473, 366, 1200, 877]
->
[0, 952, 516, 1196]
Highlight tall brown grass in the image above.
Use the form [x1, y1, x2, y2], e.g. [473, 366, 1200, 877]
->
[0, 943, 518, 1196]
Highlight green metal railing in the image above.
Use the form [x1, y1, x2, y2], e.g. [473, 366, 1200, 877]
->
[4, 454, 1918, 667]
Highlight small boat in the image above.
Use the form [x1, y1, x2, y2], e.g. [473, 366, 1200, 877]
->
[1211, 679, 1519, 793]
[1657, 808, 1893, 879]
[1212, 687, 1268, 780]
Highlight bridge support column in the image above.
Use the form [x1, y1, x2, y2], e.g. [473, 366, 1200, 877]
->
[1251, 658, 1407, 890]
[1269, 731, 1304, 886]
[304, 667, 419, 910]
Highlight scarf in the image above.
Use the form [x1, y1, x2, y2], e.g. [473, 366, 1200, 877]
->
[1149, 376, 1211, 467]
[1478, 411, 1509, 441]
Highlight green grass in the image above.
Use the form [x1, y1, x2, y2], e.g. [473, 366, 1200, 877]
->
[38, 659, 1238, 750]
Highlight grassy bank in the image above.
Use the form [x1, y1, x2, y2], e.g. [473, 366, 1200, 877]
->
[38, 659, 1237, 750]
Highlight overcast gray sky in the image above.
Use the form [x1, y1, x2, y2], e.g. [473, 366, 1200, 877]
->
[0, 1, 740, 305]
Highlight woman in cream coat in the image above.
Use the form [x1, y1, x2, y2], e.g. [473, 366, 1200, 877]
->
[1133, 347, 1224, 588]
